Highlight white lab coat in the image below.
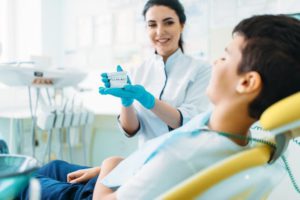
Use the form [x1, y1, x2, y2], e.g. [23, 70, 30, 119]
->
[120, 49, 211, 146]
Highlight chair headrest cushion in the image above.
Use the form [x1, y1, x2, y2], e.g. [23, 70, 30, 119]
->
[260, 92, 300, 130]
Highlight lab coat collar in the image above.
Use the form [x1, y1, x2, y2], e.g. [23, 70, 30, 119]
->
[153, 48, 183, 67]
[165, 48, 182, 67]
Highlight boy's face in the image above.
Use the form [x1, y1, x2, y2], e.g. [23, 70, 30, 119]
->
[206, 34, 245, 105]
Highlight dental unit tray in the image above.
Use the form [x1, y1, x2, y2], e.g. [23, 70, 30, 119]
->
[0, 155, 40, 199]
[0, 154, 39, 178]
[0, 63, 87, 88]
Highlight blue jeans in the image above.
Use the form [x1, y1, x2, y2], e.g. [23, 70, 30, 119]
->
[17, 160, 97, 200]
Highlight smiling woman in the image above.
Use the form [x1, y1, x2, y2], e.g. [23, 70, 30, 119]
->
[145, 5, 184, 61]
[99, 0, 212, 147]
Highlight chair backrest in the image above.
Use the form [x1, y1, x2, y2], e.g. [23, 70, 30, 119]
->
[158, 145, 278, 200]
[198, 160, 286, 200]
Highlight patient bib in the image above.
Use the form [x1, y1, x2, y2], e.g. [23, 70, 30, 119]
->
[101, 111, 211, 189]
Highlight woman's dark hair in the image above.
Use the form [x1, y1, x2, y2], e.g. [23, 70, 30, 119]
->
[233, 15, 300, 119]
[142, 0, 186, 52]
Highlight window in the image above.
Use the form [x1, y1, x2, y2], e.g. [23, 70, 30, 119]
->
[0, 0, 9, 62]
[0, 0, 42, 62]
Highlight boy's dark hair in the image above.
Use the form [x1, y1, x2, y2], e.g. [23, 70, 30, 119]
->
[142, 0, 186, 52]
[233, 15, 300, 119]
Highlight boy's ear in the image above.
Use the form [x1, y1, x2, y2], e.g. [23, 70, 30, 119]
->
[236, 72, 262, 94]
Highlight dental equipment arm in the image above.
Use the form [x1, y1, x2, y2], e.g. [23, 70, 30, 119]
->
[0, 63, 86, 88]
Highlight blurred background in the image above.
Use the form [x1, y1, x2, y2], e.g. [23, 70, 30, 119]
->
[0, 0, 300, 199]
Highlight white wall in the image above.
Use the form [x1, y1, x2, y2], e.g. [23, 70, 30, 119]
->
[61, 0, 149, 71]
[15, 0, 42, 60]
[58, 0, 300, 68]
[0, 0, 42, 62]
[41, 0, 64, 67]
[207, 0, 300, 61]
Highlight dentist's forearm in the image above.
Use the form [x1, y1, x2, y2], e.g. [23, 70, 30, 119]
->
[119, 106, 140, 136]
[151, 99, 181, 129]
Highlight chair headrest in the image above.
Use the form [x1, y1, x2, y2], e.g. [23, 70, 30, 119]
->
[260, 92, 300, 133]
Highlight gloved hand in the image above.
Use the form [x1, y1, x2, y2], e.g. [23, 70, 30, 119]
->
[99, 65, 134, 107]
[124, 85, 155, 109]
[100, 84, 155, 109]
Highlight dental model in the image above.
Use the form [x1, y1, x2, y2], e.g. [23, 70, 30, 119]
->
[107, 71, 128, 88]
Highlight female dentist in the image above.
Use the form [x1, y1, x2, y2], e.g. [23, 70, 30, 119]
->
[99, 0, 211, 146]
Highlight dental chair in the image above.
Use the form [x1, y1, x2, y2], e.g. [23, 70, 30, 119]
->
[0, 153, 40, 200]
[158, 92, 300, 200]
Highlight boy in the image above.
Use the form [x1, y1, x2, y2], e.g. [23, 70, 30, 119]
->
[18, 14, 300, 200]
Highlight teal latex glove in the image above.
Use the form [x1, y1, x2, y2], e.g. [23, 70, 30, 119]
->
[100, 65, 134, 107]
[99, 84, 155, 109]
